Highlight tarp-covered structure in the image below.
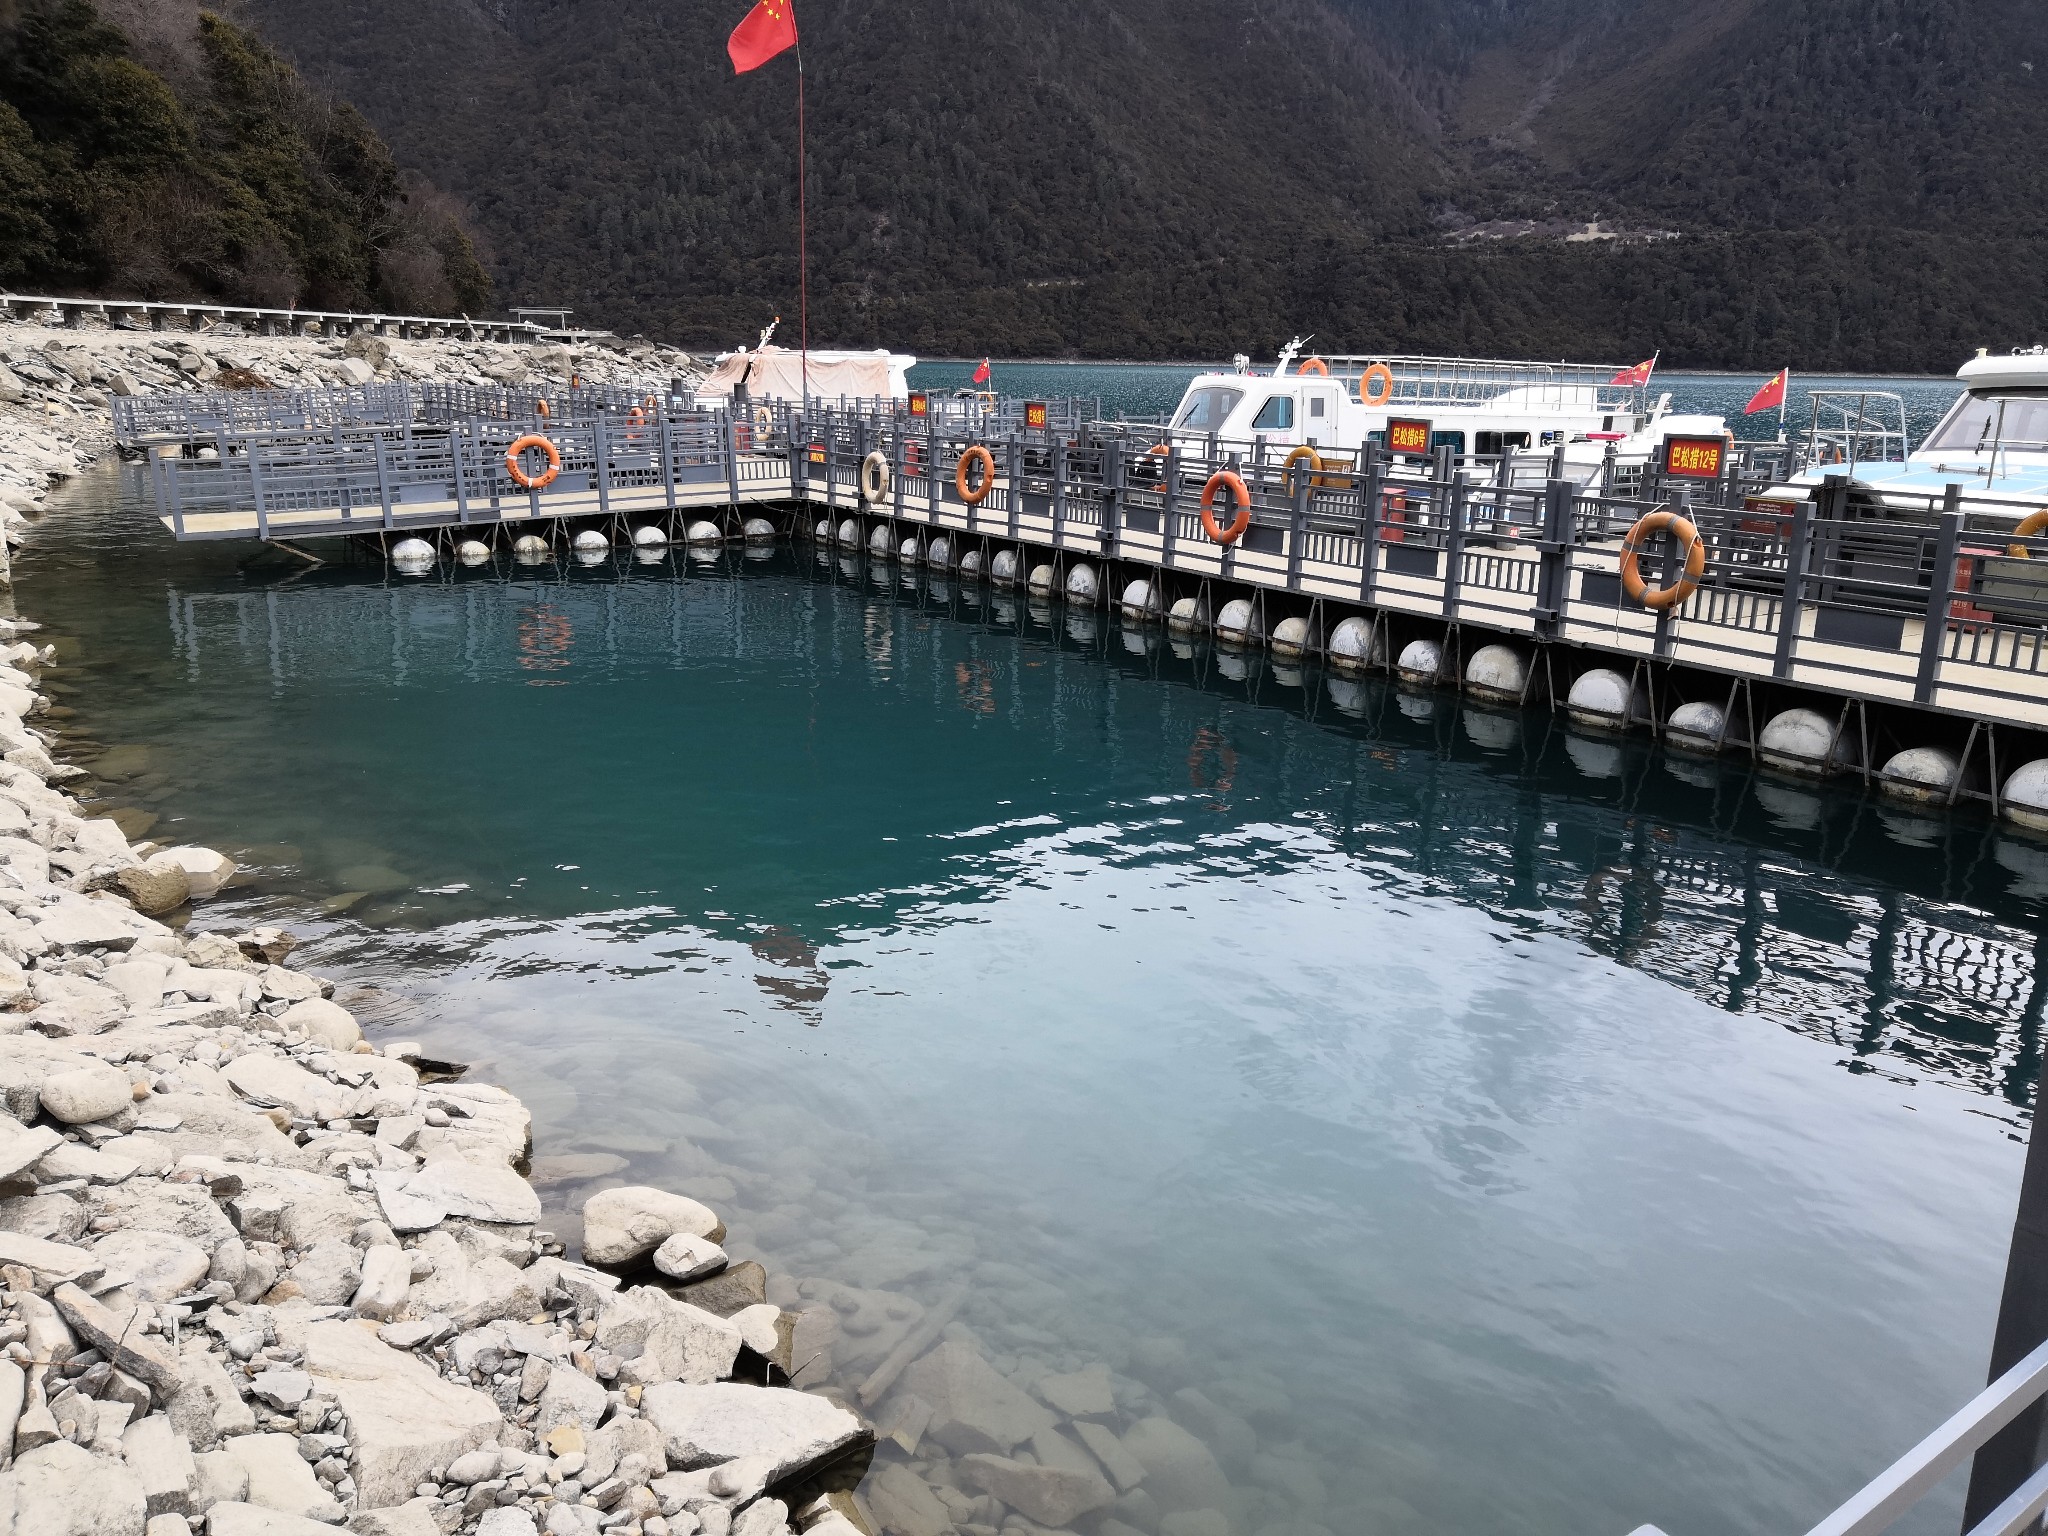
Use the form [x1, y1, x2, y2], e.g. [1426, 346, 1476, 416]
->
[694, 347, 911, 404]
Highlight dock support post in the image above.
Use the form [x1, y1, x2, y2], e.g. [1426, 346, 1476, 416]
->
[1534, 477, 1572, 640]
[1359, 441, 1382, 606]
[724, 410, 741, 510]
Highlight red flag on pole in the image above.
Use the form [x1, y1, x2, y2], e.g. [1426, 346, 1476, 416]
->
[972, 357, 991, 385]
[1609, 356, 1657, 387]
[728, 0, 796, 73]
[1744, 368, 1790, 415]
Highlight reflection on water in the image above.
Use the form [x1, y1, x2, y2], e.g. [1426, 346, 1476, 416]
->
[17, 465, 2044, 1536]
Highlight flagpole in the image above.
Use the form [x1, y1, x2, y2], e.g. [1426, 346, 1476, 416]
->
[1779, 369, 1790, 444]
[795, 34, 808, 409]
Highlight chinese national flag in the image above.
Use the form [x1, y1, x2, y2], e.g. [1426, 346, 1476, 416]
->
[728, 0, 797, 73]
[1744, 367, 1789, 414]
[1610, 357, 1656, 387]
[972, 357, 991, 384]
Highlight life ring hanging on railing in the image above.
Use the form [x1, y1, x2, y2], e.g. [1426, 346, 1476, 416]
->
[1282, 445, 1324, 498]
[956, 445, 996, 506]
[1619, 508, 1707, 610]
[625, 405, 648, 446]
[506, 433, 561, 491]
[2006, 508, 2048, 559]
[1360, 364, 1394, 407]
[1298, 356, 1329, 376]
[535, 398, 551, 420]
[860, 450, 892, 503]
[1201, 470, 1251, 545]
[1380, 489, 1407, 544]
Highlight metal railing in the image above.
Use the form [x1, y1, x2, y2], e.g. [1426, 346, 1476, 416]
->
[0, 291, 545, 343]
[112, 383, 419, 444]
[1629, 1337, 2048, 1536]
[133, 390, 2048, 735]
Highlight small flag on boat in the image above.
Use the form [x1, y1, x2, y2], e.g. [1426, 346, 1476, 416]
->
[1610, 356, 1657, 387]
[1744, 368, 1790, 415]
[727, 0, 797, 73]
[972, 358, 992, 385]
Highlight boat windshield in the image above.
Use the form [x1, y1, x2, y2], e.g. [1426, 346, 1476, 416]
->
[1175, 387, 1244, 432]
[1924, 394, 2048, 453]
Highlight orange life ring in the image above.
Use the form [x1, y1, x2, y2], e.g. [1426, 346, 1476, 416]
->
[1619, 508, 1706, 610]
[1201, 471, 1251, 545]
[2007, 509, 2048, 558]
[1298, 357, 1329, 376]
[535, 398, 551, 420]
[627, 406, 647, 427]
[1282, 445, 1324, 497]
[642, 393, 659, 411]
[506, 434, 561, 490]
[1360, 364, 1394, 407]
[956, 445, 995, 506]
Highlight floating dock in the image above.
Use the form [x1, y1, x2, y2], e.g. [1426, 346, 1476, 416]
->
[122, 383, 2048, 816]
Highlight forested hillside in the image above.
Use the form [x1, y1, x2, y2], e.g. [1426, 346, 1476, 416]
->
[9, 0, 2047, 368]
[0, 0, 491, 312]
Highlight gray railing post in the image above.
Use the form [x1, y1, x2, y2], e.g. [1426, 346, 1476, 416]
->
[1103, 441, 1122, 558]
[1442, 469, 1469, 619]
[594, 412, 612, 524]
[1053, 440, 1067, 545]
[1163, 447, 1181, 564]
[1287, 457, 1309, 590]
[723, 411, 741, 510]
[1653, 484, 1689, 659]
[1359, 440, 1382, 604]
[1915, 497, 1964, 705]
[373, 433, 393, 530]
[1773, 488, 1821, 679]
[1006, 439, 1021, 539]
[1534, 477, 1573, 639]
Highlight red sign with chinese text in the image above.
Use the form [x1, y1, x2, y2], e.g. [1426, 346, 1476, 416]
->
[1385, 418, 1432, 456]
[908, 392, 928, 417]
[1024, 401, 1049, 430]
[1662, 435, 1726, 479]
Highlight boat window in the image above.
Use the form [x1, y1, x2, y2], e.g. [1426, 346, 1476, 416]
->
[1925, 394, 2048, 453]
[1308, 395, 1327, 419]
[1251, 395, 1295, 431]
[1431, 431, 1466, 454]
[1476, 432, 1531, 455]
[1173, 388, 1244, 432]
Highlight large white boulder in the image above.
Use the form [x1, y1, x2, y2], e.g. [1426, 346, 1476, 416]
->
[639, 1382, 869, 1482]
[12, 1437, 147, 1534]
[579, 1185, 721, 1266]
[594, 1287, 742, 1387]
[302, 1320, 502, 1509]
[276, 997, 359, 1050]
[153, 847, 235, 899]
[38, 1061, 133, 1123]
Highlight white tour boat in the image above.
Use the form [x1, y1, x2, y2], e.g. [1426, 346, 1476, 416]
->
[1160, 340, 1730, 488]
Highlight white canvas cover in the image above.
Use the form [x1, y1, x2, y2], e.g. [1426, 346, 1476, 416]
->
[695, 347, 902, 403]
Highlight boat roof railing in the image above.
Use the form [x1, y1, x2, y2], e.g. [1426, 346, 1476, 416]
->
[1805, 390, 1911, 472]
[1206, 354, 1648, 414]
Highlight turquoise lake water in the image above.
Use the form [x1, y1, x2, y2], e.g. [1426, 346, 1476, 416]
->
[17, 361, 2041, 1536]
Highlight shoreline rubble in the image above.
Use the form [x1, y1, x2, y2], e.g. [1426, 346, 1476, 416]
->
[0, 648, 880, 1536]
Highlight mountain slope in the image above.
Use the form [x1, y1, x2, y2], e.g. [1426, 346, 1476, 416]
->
[174, 0, 2048, 364]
